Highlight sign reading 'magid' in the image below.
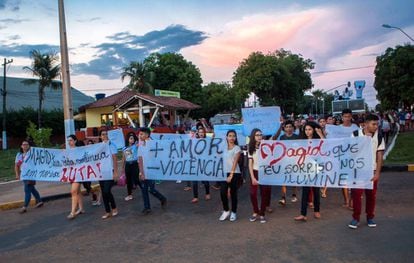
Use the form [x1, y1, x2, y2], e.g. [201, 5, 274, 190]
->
[20, 143, 114, 182]
[142, 137, 226, 181]
[258, 137, 374, 189]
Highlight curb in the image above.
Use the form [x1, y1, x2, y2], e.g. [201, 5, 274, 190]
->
[382, 164, 414, 172]
[0, 184, 100, 211]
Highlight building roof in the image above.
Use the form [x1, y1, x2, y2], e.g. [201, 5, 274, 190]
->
[0, 77, 95, 111]
[80, 89, 200, 111]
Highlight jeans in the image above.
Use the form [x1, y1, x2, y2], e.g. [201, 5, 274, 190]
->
[220, 173, 240, 213]
[125, 162, 141, 195]
[141, 180, 166, 210]
[300, 187, 320, 216]
[99, 180, 116, 213]
[352, 180, 378, 221]
[192, 181, 210, 198]
[23, 181, 41, 207]
[249, 170, 271, 216]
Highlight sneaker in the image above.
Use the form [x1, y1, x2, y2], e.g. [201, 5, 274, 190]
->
[19, 207, 27, 214]
[219, 211, 230, 221]
[176, 180, 182, 184]
[278, 198, 286, 206]
[367, 219, 377, 228]
[155, 180, 161, 185]
[124, 195, 133, 201]
[348, 219, 359, 229]
[230, 212, 237, 222]
[259, 216, 267, 223]
[92, 201, 101, 206]
[142, 208, 152, 215]
[249, 214, 258, 222]
[291, 196, 298, 203]
[35, 201, 44, 208]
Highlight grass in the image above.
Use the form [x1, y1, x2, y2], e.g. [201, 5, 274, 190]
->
[0, 149, 19, 182]
[384, 132, 414, 164]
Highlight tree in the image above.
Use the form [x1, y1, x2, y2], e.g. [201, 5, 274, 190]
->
[121, 61, 154, 94]
[144, 53, 203, 105]
[233, 49, 314, 114]
[374, 44, 414, 110]
[200, 82, 238, 119]
[23, 50, 61, 128]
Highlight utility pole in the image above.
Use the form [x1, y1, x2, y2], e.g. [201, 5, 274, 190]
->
[58, 0, 74, 148]
[2, 58, 13, 150]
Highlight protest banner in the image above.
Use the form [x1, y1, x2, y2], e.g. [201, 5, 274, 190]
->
[108, 128, 125, 149]
[141, 137, 227, 181]
[20, 143, 114, 182]
[325, 124, 359, 138]
[151, 133, 191, 140]
[258, 137, 373, 189]
[242, 106, 281, 136]
[213, 124, 247, 145]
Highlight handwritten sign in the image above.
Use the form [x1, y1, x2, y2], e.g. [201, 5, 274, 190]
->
[214, 124, 247, 145]
[258, 137, 373, 189]
[151, 133, 191, 140]
[108, 128, 124, 149]
[242, 106, 281, 136]
[20, 143, 114, 182]
[142, 137, 226, 181]
[325, 124, 359, 138]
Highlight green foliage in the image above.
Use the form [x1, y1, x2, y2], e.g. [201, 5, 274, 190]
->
[0, 149, 18, 182]
[199, 82, 239, 119]
[23, 49, 61, 128]
[121, 61, 154, 94]
[374, 44, 414, 110]
[233, 49, 314, 114]
[26, 121, 52, 147]
[0, 107, 64, 137]
[384, 132, 414, 164]
[143, 53, 203, 108]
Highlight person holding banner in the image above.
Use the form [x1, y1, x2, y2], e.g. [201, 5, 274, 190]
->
[138, 128, 167, 214]
[66, 135, 85, 219]
[122, 133, 141, 201]
[348, 114, 385, 229]
[99, 130, 119, 219]
[15, 140, 44, 213]
[294, 122, 324, 222]
[248, 128, 271, 223]
[219, 130, 241, 222]
[191, 127, 211, 203]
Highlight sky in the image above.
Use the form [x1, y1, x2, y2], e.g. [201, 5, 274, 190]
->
[1, 0, 413, 110]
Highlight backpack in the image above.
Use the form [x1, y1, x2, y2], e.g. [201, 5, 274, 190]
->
[353, 130, 383, 147]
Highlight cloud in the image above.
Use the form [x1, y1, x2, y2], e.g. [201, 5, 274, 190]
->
[72, 24, 207, 79]
[0, 0, 21, 11]
[8, 35, 20, 40]
[76, 17, 102, 23]
[0, 43, 59, 57]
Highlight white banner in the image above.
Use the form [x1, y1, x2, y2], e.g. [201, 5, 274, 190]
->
[242, 106, 281, 136]
[214, 124, 247, 145]
[325, 124, 359, 138]
[20, 143, 114, 182]
[142, 137, 227, 181]
[258, 137, 374, 189]
[108, 128, 125, 149]
[151, 133, 191, 140]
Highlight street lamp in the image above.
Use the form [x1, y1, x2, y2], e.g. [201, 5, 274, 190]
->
[382, 24, 414, 42]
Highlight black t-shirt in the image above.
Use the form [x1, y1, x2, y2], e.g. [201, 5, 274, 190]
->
[280, 133, 299, 140]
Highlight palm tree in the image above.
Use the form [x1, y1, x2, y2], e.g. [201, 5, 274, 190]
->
[311, 89, 325, 116]
[121, 61, 154, 94]
[23, 50, 61, 128]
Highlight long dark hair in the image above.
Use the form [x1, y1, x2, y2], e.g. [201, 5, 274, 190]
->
[68, 134, 85, 146]
[300, 121, 322, 139]
[19, 140, 30, 153]
[248, 128, 262, 155]
[226, 129, 239, 146]
[125, 132, 138, 147]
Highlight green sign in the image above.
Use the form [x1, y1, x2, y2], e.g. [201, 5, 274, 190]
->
[154, 89, 180, 98]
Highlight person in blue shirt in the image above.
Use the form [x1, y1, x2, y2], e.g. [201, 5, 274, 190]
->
[122, 132, 140, 201]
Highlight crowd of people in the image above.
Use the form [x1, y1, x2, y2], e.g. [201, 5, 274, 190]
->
[15, 108, 395, 230]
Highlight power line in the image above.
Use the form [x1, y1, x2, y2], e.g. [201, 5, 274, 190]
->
[311, 65, 376, 74]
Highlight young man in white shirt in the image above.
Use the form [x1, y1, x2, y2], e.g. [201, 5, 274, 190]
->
[348, 114, 385, 229]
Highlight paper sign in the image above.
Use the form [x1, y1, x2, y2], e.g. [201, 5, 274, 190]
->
[242, 106, 281, 136]
[214, 124, 247, 145]
[108, 128, 125, 149]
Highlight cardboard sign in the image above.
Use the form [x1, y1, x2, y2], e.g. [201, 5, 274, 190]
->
[213, 124, 247, 145]
[242, 106, 281, 136]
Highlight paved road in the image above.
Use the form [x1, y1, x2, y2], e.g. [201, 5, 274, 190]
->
[0, 171, 413, 262]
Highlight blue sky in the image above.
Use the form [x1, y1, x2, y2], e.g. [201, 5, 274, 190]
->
[0, 0, 413, 109]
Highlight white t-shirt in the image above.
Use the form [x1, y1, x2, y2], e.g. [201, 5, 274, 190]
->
[223, 145, 241, 174]
[355, 129, 385, 171]
[248, 149, 259, 171]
